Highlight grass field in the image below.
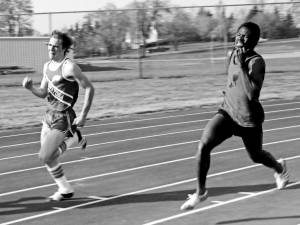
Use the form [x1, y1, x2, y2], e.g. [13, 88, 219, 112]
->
[0, 39, 300, 130]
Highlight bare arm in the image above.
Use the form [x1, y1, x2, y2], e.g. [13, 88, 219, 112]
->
[64, 61, 94, 127]
[236, 49, 265, 100]
[22, 65, 48, 98]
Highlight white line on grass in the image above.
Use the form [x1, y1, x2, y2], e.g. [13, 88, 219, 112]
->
[1, 155, 300, 225]
[0, 126, 300, 177]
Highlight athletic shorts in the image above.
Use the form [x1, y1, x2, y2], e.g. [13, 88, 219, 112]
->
[200, 108, 263, 153]
[42, 108, 77, 137]
[217, 108, 263, 137]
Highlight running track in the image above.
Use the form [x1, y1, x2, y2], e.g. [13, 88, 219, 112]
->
[1, 98, 300, 225]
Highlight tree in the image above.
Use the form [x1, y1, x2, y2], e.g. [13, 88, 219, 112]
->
[161, 8, 198, 50]
[278, 13, 300, 38]
[91, 3, 131, 57]
[194, 7, 218, 41]
[126, 0, 171, 57]
[246, 6, 260, 21]
[0, 0, 33, 36]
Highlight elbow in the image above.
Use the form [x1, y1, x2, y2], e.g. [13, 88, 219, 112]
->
[247, 91, 259, 101]
[90, 85, 95, 96]
[247, 93, 254, 101]
[87, 85, 95, 98]
[41, 93, 48, 98]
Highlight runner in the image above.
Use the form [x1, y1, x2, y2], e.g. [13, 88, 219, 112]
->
[180, 22, 289, 210]
[22, 30, 94, 201]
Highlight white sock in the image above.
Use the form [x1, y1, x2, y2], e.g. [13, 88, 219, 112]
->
[46, 164, 73, 193]
[54, 176, 73, 193]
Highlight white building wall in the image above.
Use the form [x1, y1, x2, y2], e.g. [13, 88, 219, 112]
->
[0, 37, 48, 73]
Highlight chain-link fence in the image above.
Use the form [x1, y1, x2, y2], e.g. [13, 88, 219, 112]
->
[0, 1, 300, 78]
[1, 1, 300, 129]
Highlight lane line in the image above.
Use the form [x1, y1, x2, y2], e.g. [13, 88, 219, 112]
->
[1, 112, 300, 150]
[238, 192, 255, 195]
[143, 180, 300, 225]
[1, 137, 300, 198]
[211, 201, 224, 204]
[88, 196, 109, 200]
[0, 153, 37, 161]
[1, 155, 300, 225]
[1, 114, 300, 161]
[1, 125, 300, 177]
[1, 101, 300, 139]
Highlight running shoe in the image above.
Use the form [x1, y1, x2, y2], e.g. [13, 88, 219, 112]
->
[48, 190, 74, 201]
[180, 190, 208, 210]
[274, 158, 289, 189]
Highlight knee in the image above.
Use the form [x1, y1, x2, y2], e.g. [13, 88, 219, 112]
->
[195, 141, 210, 162]
[38, 149, 53, 164]
[248, 152, 261, 164]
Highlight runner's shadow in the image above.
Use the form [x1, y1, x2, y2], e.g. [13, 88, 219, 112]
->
[216, 215, 300, 224]
[1, 183, 298, 215]
[0, 196, 92, 216]
[82, 183, 285, 208]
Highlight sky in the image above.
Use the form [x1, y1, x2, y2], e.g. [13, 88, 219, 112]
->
[30, 0, 281, 34]
[32, 0, 247, 12]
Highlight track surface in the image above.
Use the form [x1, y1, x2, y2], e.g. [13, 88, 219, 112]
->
[1, 98, 300, 225]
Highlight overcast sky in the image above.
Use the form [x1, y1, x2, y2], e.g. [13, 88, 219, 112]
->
[30, 0, 282, 34]
[32, 0, 251, 12]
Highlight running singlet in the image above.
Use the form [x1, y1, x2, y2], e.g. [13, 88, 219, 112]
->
[44, 58, 79, 112]
[220, 50, 265, 127]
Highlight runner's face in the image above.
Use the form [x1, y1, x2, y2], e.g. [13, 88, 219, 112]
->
[235, 26, 253, 51]
[47, 37, 64, 61]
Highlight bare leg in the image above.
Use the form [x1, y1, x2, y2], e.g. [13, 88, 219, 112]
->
[39, 123, 73, 195]
[181, 112, 233, 210]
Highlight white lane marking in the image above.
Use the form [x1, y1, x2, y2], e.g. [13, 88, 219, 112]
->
[210, 201, 224, 204]
[1, 113, 300, 158]
[85, 114, 300, 137]
[0, 157, 193, 197]
[88, 196, 109, 200]
[0, 153, 37, 161]
[1, 136, 300, 199]
[0, 141, 39, 150]
[1, 155, 300, 225]
[2, 111, 300, 150]
[1, 126, 300, 177]
[1, 100, 300, 139]
[52, 207, 63, 210]
[143, 180, 300, 225]
[1, 112, 300, 162]
[239, 192, 255, 195]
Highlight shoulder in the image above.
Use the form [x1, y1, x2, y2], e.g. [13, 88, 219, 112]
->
[43, 60, 50, 70]
[43, 61, 50, 76]
[247, 53, 265, 69]
[62, 58, 82, 79]
[63, 58, 76, 71]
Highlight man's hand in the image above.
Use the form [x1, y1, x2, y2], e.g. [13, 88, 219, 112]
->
[22, 76, 33, 90]
[73, 115, 86, 127]
[235, 48, 246, 68]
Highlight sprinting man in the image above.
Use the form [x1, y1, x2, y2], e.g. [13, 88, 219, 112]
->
[23, 30, 94, 201]
[180, 22, 289, 210]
